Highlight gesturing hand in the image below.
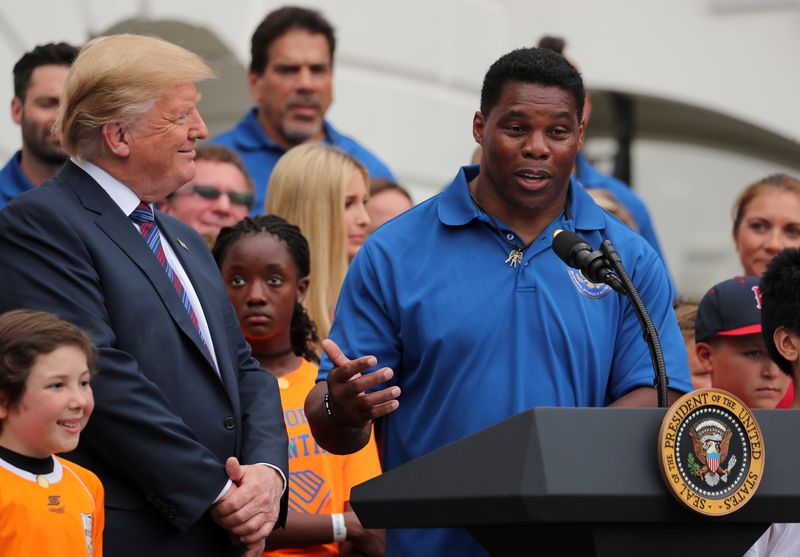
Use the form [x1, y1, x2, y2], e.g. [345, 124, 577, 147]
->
[323, 339, 400, 429]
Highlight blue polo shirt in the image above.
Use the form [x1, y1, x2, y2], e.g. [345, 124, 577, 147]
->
[319, 165, 692, 557]
[211, 108, 396, 215]
[0, 151, 35, 209]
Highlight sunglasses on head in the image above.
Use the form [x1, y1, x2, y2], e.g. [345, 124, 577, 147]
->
[189, 185, 253, 207]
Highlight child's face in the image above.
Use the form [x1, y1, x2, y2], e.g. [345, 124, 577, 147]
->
[220, 233, 308, 348]
[0, 345, 94, 458]
[702, 334, 789, 408]
[344, 170, 371, 262]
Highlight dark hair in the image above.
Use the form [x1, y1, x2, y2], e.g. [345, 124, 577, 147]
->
[537, 35, 566, 55]
[0, 309, 97, 429]
[213, 215, 319, 362]
[761, 248, 800, 376]
[13, 42, 79, 100]
[369, 179, 413, 205]
[250, 6, 336, 75]
[480, 47, 584, 122]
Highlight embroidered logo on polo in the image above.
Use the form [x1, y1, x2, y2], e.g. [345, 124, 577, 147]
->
[566, 266, 612, 299]
[658, 388, 764, 516]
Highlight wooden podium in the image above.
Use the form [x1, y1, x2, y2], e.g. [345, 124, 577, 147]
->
[350, 408, 800, 556]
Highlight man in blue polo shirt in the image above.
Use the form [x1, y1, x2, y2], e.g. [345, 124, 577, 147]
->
[211, 6, 395, 215]
[0, 42, 79, 208]
[305, 47, 692, 556]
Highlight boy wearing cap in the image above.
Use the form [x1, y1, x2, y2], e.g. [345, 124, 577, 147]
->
[694, 275, 789, 408]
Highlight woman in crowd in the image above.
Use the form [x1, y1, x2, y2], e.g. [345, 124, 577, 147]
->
[731, 173, 800, 407]
[265, 144, 371, 345]
[213, 215, 383, 557]
[733, 173, 800, 276]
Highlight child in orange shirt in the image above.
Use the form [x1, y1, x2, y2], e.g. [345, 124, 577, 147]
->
[0, 309, 104, 556]
[214, 215, 383, 556]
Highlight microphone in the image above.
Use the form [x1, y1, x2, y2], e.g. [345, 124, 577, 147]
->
[552, 230, 625, 293]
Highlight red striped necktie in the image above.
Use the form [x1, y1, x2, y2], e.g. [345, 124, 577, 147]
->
[129, 202, 210, 354]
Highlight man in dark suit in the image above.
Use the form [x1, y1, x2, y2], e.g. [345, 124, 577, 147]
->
[0, 34, 288, 557]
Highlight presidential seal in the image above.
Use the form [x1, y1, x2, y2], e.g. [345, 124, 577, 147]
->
[658, 388, 764, 516]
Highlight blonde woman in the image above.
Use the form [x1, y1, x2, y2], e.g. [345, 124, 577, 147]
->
[265, 143, 370, 344]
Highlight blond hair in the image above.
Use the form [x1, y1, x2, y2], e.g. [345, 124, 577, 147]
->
[265, 143, 368, 344]
[587, 189, 637, 231]
[57, 34, 216, 160]
[673, 299, 699, 341]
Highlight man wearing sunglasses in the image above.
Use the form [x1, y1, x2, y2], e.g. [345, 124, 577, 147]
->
[160, 144, 254, 246]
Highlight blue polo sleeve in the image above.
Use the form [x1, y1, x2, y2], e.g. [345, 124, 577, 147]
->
[318, 242, 402, 387]
[608, 245, 693, 400]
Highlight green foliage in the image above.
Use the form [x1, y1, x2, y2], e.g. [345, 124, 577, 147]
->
[687, 452, 701, 475]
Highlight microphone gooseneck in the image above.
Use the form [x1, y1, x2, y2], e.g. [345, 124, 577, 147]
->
[552, 229, 670, 408]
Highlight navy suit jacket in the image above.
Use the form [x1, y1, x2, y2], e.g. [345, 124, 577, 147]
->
[0, 162, 288, 556]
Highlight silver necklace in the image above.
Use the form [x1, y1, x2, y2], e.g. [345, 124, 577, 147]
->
[469, 191, 531, 268]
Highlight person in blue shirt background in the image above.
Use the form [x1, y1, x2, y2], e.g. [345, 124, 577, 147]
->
[0, 42, 79, 208]
[537, 35, 668, 265]
[211, 6, 395, 215]
[304, 46, 692, 557]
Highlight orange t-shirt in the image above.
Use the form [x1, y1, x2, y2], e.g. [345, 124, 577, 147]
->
[0, 454, 104, 556]
[266, 358, 381, 557]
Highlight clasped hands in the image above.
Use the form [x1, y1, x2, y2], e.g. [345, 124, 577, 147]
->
[210, 457, 283, 557]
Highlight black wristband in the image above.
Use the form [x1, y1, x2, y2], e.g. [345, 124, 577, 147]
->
[324, 392, 351, 428]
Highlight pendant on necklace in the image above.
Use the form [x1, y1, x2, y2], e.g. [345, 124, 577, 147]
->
[505, 248, 524, 268]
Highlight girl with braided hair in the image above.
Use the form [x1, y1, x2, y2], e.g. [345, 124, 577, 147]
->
[213, 215, 384, 556]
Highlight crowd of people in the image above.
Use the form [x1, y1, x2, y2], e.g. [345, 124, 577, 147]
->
[0, 5, 798, 557]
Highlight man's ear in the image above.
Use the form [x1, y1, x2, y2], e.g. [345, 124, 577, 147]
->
[774, 327, 800, 364]
[11, 96, 22, 126]
[247, 71, 262, 104]
[101, 122, 131, 158]
[472, 111, 485, 146]
[582, 92, 593, 127]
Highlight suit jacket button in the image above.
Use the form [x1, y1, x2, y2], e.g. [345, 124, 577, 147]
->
[223, 416, 236, 430]
[167, 508, 177, 519]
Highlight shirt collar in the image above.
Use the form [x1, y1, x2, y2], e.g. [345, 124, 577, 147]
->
[71, 157, 145, 216]
[438, 164, 607, 233]
[236, 107, 339, 151]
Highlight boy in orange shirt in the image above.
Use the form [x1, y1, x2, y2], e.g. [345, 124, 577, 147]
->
[0, 309, 104, 556]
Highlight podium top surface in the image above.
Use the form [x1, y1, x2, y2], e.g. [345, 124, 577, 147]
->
[351, 407, 800, 527]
